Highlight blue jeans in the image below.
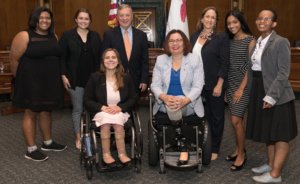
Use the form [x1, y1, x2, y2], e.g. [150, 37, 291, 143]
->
[69, 87, 84, 134]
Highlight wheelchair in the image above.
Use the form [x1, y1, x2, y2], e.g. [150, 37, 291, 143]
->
[148, 92, 212, 174]
[79, 110, 143, 180]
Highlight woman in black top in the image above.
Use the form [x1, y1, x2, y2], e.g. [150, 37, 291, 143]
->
[59, 8, 102, 150]
[190, 6, 230, 161]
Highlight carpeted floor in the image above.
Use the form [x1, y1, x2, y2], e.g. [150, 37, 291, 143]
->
[0, 100, 299, 184]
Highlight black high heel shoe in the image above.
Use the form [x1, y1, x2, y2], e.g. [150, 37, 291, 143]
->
[230, 156, 247, 171]
[225, 149, 246, 162]
[225, 154, 237, 161]
[177, 152, 189, 166]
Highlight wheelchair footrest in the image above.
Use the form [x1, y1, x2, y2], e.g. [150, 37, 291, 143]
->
[164, 151, 200, 168]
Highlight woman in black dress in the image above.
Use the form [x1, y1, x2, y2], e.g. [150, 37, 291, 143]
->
[10, 7, 67, 162]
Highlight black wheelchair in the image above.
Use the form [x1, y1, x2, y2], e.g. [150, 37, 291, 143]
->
[79, 110, 143, 179]
[148, 92, 212, 173]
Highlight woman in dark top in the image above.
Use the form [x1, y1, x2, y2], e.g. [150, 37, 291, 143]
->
[10, 7, 66, 162]
[190, 6, 230, 161]
[59, 8, 102, 150]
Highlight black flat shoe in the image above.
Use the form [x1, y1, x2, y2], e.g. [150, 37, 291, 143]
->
[230, 157, 247, 172]
[177, 152, 189, 166]
[120, 160, 131, 167]
[118, 154, 132, 166]
[102, 159, 117, 168]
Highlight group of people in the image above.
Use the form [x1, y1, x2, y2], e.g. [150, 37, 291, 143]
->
[10, 4, 146, 166]
[9, 3, 297, 183]
[152, 6, 297, 183]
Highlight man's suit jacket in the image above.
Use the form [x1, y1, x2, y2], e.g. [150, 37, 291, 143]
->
[102, 26, 149, 91]
[190, 31, 230, 90]
[84, 72, 138, 113]
[150, 53, 205, 117]
[248, 31, 295, 105]
[59, 28, 102, 89]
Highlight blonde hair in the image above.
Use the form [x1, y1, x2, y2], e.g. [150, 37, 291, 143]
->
[117, 4, 132, 13]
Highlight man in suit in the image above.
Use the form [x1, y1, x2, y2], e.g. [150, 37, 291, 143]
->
[102, 4, 149, 93]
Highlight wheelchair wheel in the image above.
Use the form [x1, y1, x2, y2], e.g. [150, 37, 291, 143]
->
[200, 118, 212, 165]
[79, 150, 85, 166]
[134, 157, 142, 173]
[86, 160, 93, 180]
[148, 120, 159, 166]
[133, 111, 143, 156]
[79, 112, 87, 167]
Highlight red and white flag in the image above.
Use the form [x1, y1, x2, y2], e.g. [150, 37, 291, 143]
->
[166, 0, 189, 38]
[107, 0, 119, 28]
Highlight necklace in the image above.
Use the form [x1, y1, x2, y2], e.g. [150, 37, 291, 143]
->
[199, 30, 213, 40]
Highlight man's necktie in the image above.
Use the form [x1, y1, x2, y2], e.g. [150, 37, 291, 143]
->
[124, 30, 131, 60]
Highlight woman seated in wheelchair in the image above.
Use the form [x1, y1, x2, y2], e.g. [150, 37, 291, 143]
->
[150, 29, 204, 165]
[84, 48, 138, 167]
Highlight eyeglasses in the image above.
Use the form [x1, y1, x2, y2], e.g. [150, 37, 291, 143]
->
[168, 39, 183, 44]
[256, 17, 272, 22]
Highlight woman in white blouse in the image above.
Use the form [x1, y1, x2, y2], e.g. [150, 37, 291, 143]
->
[84, 48, 138, 167]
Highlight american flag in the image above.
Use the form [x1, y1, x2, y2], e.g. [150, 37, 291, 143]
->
[107, 0, 124, 28]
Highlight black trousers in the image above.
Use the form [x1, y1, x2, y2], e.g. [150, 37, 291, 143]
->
[202, 89, 225, 153]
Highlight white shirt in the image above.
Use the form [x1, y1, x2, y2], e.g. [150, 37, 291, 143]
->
[251, 32, 272, 71]
[192, 41, 203, 63]
[251, 31, 276, 105]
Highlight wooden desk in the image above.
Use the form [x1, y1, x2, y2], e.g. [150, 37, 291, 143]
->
[0, 71, 13, 94]
[290, 48, 300, 92]
[0, 71, 23, 115]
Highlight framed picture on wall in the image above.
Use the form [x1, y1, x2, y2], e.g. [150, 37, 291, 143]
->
[231, 0, 244, 12]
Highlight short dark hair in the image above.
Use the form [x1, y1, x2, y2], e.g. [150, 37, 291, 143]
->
[259, 9, 278, 22]
[74, 8, 92, 22]
[225, 10, 252, 39]
[163, 29, 191, 56]
[28, 7, 54, 35]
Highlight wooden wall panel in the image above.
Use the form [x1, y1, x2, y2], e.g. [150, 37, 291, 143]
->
[52, 0, 110, 38]
[0, 0, 38, 50]
[186, 0, 231, 35]
[244, 0, 300, 46]
[1, 0, 300, 49]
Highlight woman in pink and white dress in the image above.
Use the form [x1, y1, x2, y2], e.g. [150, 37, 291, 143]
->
[84, 48, 138, 166]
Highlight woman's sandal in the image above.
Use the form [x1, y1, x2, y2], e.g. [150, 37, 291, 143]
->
[225, 149, 246, 161]
[225, 154, 237, 161]
[230, 157, 247, 171]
